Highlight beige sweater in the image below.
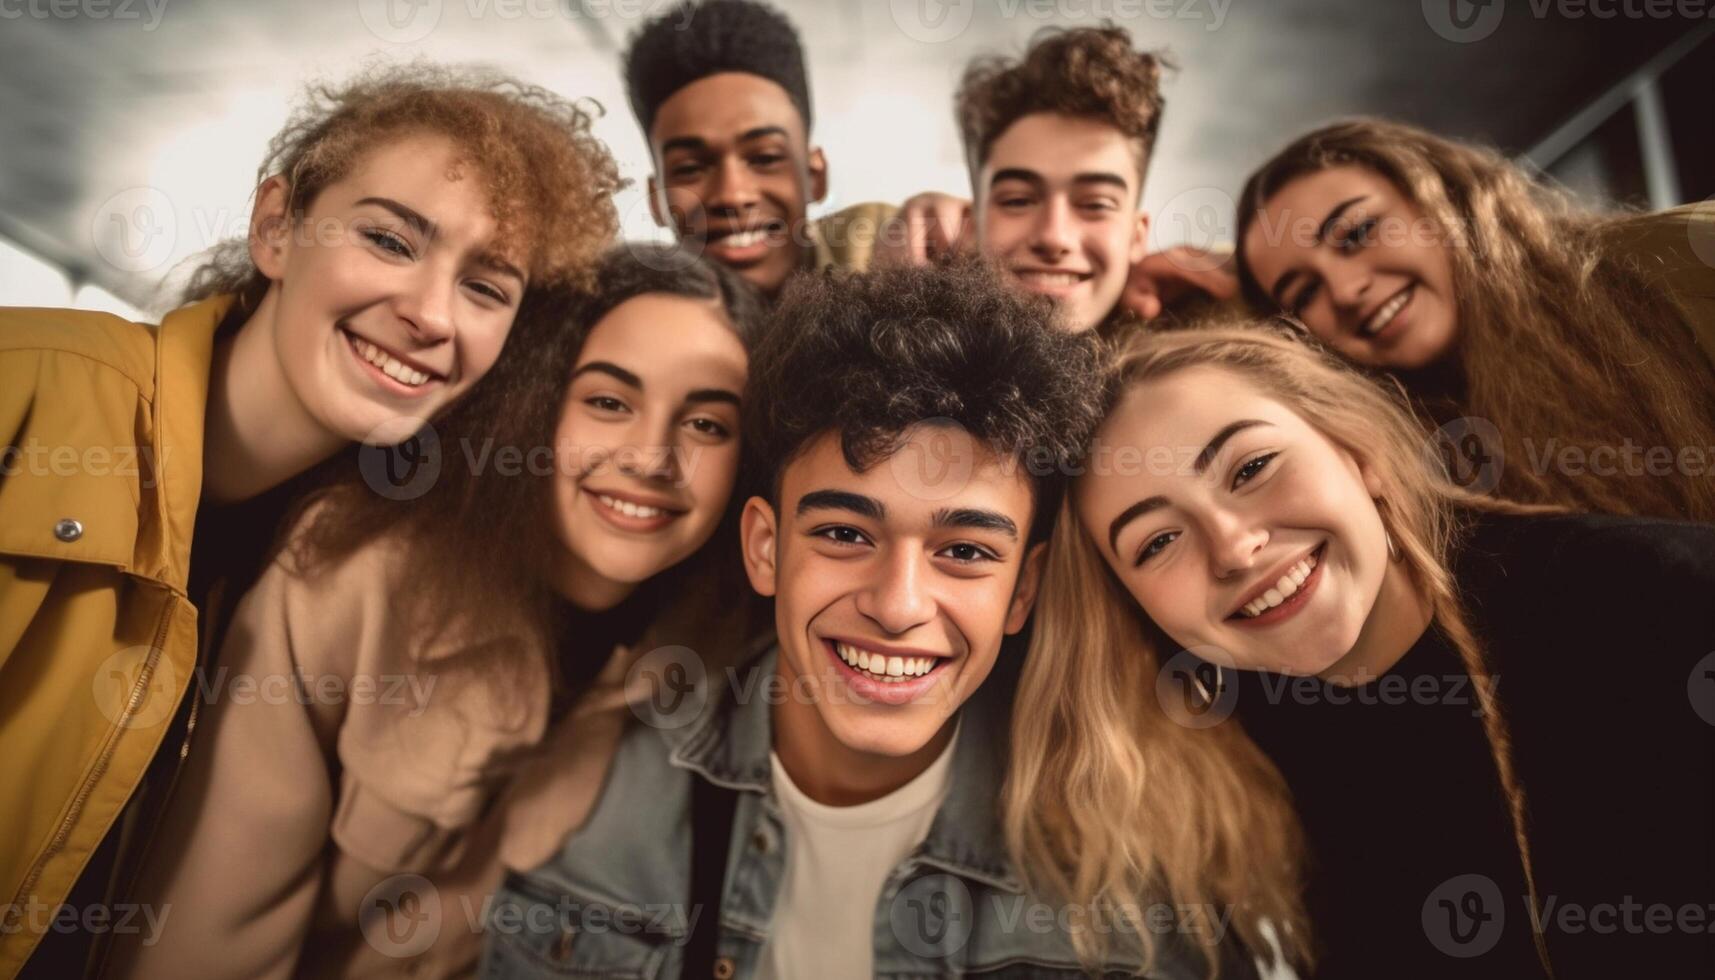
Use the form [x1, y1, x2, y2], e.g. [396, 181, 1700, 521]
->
[107, 526, 760, 979]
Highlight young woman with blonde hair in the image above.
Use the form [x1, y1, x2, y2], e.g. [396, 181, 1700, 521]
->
[1234, 118, 1715, 523]
[1008, 321, 1715, 980]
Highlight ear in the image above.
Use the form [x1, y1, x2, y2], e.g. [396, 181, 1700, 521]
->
[1003, 541, 1049, 635]
[1129, 209, 1151, 266]
[806, 146, 829, 206]
[740, 495, 780, 597]
[248, 174, 293, 282]
[647, 174, 668, 229]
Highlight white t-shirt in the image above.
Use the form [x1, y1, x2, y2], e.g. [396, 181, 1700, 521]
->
[754, 726, 961, 980]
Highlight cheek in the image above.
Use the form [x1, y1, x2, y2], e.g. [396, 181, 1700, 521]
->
[683, 444, 741, 525]
[456, 312, 517, 391]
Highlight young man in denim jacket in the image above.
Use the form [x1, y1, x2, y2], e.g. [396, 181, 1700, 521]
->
[481, 262, 1259, 979]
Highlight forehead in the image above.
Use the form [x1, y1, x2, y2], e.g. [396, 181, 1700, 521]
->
[782, 426, 1036, 527]
[651, 72, 806, 150]
[1096, 366, 1300, 454]
[982, 112, 1140, 190]
[577, 293, 745, 374]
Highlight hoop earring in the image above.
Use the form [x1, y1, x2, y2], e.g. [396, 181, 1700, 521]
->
[1384, 526, 1401, 563]
[1192, 662, 1226, 707]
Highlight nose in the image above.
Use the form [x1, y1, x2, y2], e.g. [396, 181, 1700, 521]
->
[1204, 507, 1268, 580]
[1028, 196, 1075, 262]
[396, 264, 457, 347]
[708, 156, 761, 213]
[1324, 260, 1372, 316]
[854, 546, 935, 636]
[613, 413, 680, 484]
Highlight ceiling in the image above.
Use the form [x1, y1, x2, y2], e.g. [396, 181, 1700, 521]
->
[0, 0, 1703, 310]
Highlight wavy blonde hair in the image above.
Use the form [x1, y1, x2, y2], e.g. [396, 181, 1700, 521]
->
[1235, 117, 1715, 523]
[1004, 320, 1559, 977]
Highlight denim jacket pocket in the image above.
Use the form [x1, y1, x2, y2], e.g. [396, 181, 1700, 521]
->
[482, 872, 674, 980]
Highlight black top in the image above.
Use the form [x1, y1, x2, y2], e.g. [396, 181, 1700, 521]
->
[1228, 510, 1715, 980]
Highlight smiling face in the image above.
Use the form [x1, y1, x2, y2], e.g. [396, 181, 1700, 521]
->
[1077, 365, 1395, 677]
[647, 72, 828, 297]
[1242, 165, 1459, 371]
[975, 112, 1149, 333]
[741, 425, 1044, 766]
[551, 293, 748, 606]
[258, 132, 526, 446]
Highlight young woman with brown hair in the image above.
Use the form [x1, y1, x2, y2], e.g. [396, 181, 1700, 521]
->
[1234, 118, 1715, 523]
[111, 244, 765, 978]
[0, 64, 620, 977]
[1009, 322, 1715, 980]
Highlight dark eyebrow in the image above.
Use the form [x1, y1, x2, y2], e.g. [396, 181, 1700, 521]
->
[932, 507, 1018, 540]
[1194, 420, 1271, 475]
[1268, 195, 1370, 306]
[570, 361, 641, 388]
[1107, 496, 1169, 555]
[685, 388, 741, 407]
[660, 135, 710, 156]
[737, 126, 789, 143]
[990, 168, 1044, 189]
[356, 197, 437, 240]
[796, 490, 884, 520]
[1072, 172, 1132, 193]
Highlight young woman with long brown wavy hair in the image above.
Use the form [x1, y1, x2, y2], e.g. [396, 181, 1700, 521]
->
[1006, 321, 1715, 980]
[1234, 118, 1715, 524]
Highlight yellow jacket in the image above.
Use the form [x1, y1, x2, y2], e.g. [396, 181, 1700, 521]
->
[0, 296, 231, 977]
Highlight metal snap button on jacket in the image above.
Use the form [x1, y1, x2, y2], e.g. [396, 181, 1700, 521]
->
[53, 518, 84, 543]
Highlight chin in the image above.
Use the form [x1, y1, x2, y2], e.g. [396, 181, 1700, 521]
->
[824, 710, 939, 759]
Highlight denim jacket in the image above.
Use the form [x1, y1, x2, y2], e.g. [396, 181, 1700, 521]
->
[481, 643, 1256, 979]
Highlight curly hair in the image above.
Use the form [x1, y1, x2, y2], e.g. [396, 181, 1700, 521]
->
[623, 0, 812, 138]
[744, 259, 1105, 542]
[955, 24, 1170, 182]
[182, 62, 623, 309]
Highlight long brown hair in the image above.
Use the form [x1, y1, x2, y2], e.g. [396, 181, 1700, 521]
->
[1234, 117, 1715, 523]
[1006, 321, 1560, 977]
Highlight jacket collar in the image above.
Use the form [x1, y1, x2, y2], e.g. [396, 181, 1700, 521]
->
[151, 295, 233, 587]
[668, 640, 1026, 894]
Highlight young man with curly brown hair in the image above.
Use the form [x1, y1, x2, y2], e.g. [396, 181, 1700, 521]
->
[481, 261, 1259, 979]
[879, 26, 1238, 332]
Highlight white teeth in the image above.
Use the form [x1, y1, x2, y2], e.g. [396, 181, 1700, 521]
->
[596, 494, 666, 520]
[352, 335, 433, 387]
[835, 643, 938, 681]
[1363, 288, 1411, 336]
[719, 229, 767, 248]
[1016, 271, 1085, 288]
[1239, 549, 1321, 618]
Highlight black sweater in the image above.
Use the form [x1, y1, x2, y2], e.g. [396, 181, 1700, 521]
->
[1229, 511, 1715, 980]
